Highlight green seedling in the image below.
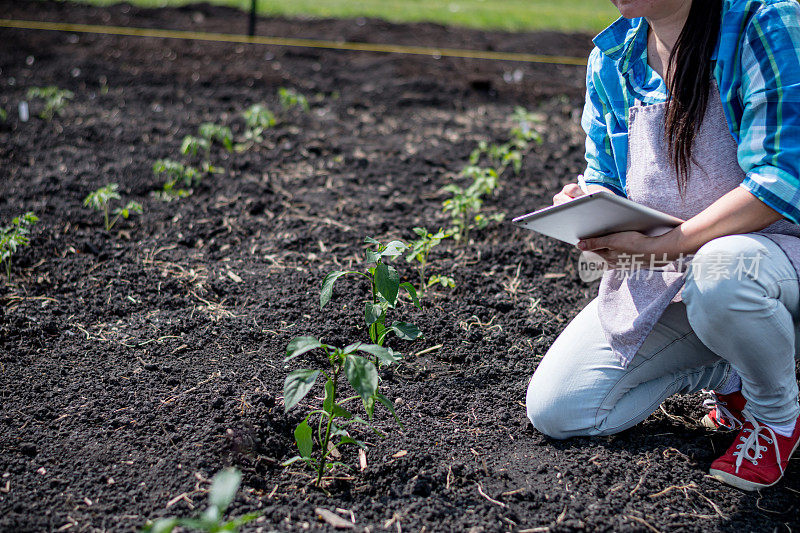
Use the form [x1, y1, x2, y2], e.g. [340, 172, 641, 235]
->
[180, 135, 211, 157]
[84, 183, 143, 231]
[199, 123, 234, 152]
[511, 106, 543, 144]
[0, 107, 7, 122]
[278, 87, 310, 113]
[153, 159, 200, 200]
[1, 212, 38, 282]
[321, 237, 422, 350]
[469, 107, 543, 176]
[26, 86, 74, 120]
[181, 135, 222, 174]
[283, 337, 401, 487]
[405, 227, 452, 296]
[242, 104, 276, 141]
[142, 468, 260, 533]
[443, 166, 504, 243]
[428, 274, 455, 289]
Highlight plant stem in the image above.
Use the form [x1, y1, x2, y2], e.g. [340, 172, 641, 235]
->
[103, 204, 110, 231]
[316, 365, 338, 486]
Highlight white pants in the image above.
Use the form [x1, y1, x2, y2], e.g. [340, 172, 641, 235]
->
[526, 234, 800, 439]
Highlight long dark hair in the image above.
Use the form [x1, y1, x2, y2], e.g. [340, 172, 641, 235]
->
[664, 0, 722, 193]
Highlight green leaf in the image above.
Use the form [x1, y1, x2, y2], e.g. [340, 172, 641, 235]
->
[320, 270, 356, 308]
[285, 336, 322, 362]
[365, 302, 382, 326]
[144, 518, 179, 533]
[323, 378, 353, 419]
[294, 419, 313, 459]
[357, 343, 400, 364]
[364, 236, 380, 245]
[343, 342, 361, 355]
[374, 263, 399, 306]
[344, 355, 378, 404]
[323, 378, 335, 414]
[381, 240, 407, 258]
[370, 320, 385, 346]
[376, 392, 402, 427]
[390, 322, 422, 341]
[338, 435, 367, 449]
[400, 282, 421, 309]
[283, 369, 321, 411]
[208, 468, 241, 514]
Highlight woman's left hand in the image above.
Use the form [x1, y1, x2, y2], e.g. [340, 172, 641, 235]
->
[577, 231, 675, 268]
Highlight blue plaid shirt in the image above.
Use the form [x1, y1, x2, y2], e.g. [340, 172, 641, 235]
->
[582, 0, 800, 223]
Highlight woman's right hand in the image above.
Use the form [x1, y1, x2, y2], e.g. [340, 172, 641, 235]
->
[552, 183, 586, 205]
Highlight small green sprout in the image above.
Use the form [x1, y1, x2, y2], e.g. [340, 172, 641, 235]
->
[199, 123, 234, 152]
[1, 212, 38, 282]
[283, 337, 400, 487]
[428, 274, 455, 289]
[180, 135, 211, 157]
[278, 87, 310, 113]
[83, 183, 143, 231]
[0, 107, 7, 122]
[322, 237, 422, 350]
[153, 159, 200, 200]
[405, 227, 452, 296]
[142, 468, 260, 533]
[511, 106, 543, 144]
[443, 166, 504, 243]
[242, 104, 276, 141]
[26, 86, 74, 120]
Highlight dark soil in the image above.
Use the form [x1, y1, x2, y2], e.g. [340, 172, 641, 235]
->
[1, 1, 798, 531]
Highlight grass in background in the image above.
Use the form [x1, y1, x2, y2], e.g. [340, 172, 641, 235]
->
[72, 0, 619, 33]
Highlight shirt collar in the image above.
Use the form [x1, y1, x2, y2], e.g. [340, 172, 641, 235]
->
[593, 16, 648, 75]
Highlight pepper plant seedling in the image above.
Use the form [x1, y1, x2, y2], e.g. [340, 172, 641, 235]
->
[278, 87, 310, 113]
[442, 166, 504, 243]
[83, 183, 143, 231]
[141, 468, 260, 533]
[511, 106, 543, 144]
[153, 159, 201, 200]
[0, 212, 38, 282]
[180, 135, 211, 157]
[404, 227, 452, 296]
[242, 104, 276, 142]
[199, 123, 234, 152]
[283, 337, 401, 487]
[26, 86, 74, 120]
[321, 237, 422, 350]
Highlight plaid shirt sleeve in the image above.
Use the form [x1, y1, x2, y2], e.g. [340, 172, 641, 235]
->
[581, 47, 626, 196]
[737, 0, 800, 224]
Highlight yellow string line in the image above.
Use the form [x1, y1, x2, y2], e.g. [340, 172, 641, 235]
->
[0, 18, 588, 66]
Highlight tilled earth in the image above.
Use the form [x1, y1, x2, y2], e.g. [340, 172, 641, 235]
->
[1, 1, 798, 531]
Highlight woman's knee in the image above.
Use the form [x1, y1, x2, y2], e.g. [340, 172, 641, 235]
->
[525, 375, 571, 439]
[526, 368, 594, 439]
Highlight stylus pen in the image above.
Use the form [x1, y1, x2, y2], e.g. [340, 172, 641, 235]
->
[577, 174, 590, 194]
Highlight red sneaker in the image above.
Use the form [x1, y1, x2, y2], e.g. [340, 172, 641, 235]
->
[701, 390, 746, 431]
[709, 411, 800, 491]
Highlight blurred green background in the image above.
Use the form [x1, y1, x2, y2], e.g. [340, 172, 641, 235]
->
[76, 0, 619, 32]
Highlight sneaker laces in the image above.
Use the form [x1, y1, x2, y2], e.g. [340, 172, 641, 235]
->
[702, 390, 742, 430]
[734, 410, 783, 475]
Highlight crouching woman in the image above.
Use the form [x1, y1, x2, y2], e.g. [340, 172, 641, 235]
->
[526, 0, 800, 491]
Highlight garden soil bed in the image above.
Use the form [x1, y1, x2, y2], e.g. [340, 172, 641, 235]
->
[1, 1, 799, 531]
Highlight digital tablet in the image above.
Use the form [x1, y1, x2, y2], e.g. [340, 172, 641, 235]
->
[512, 191, 684, 245]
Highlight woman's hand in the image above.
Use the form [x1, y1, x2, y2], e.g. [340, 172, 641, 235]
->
[577, 231, 674, 269]
[553, 183, 585, 205]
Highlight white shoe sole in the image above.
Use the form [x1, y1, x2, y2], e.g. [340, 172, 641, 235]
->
[700, 414, 738, 431]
